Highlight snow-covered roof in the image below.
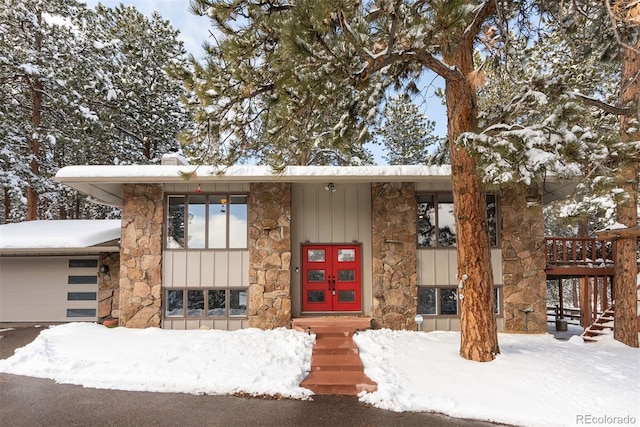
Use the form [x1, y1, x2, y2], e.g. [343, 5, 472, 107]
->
[56, 164, 452, 181]
[0, 220, 121, 254]
[55, 164, 453, 206]
[55, 163, 576, 207]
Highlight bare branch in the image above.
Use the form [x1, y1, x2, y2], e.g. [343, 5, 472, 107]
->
[569, 91, 634, 116]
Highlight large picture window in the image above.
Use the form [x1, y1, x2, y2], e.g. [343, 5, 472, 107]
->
[417, 193, 498, 248]
[417, 286, 501, 316]
[166, 194, 248, 249]
[165, 288, 247, 318]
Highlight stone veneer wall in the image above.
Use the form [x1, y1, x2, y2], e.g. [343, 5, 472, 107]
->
[247, 183, 292, 329]
[501, 183, 548, 333]
[119, 184, 163, 328]
[98, 252, 120, 321]
[371, 182, 418, 329]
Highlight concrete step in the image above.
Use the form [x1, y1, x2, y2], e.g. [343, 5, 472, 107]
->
[299, 371, 377, 395]
[292, 317, 372, 332]
[296, 317, 376, 395]
[310, 354, 364, 371]
[299, 326, 355, 337]
[312, 337, 359, 355]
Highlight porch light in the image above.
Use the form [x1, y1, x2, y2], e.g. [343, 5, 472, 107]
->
[414, 314, 424, 332]
[99, 264, 109, 274]
[324, 183, 336, 192]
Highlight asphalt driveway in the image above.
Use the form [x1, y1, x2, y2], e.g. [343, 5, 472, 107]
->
[0, 324, 508, 427]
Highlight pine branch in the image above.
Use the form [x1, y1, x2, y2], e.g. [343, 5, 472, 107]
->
[462, 1, 496, 43]
[568, 91, 634, 116]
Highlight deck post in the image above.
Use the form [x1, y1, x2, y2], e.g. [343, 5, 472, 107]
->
[580, 276, 590, 328]
[558, 278, 564, 319]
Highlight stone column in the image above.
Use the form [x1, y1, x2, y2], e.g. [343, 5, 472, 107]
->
[98, 251, 120, 322]
[119, 184, 163, 328]
[371, 182, 418, 330]
[247, 183, 292, 329]
[501, 183, 548, 333]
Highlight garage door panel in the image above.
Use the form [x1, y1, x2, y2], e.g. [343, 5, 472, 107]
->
[0, 257, 98, 322]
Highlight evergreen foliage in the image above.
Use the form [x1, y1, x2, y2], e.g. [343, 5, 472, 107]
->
[0, 0, 189, 221]
[375, 94, 443, 165]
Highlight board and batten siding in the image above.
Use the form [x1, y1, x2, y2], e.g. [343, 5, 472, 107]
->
[162, 182, 250, 330]
[0, 256, 98, 322]
[291, 183, 373, 317]
[417, 248, 504, 331]
[414, 181, 504, 331]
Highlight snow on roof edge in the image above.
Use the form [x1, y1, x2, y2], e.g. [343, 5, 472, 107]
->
[0, 220, 121, 251]
[55, 164, 453, 182]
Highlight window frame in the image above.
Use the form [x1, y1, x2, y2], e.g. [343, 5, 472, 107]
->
[164, 288, 248, 319]
[417, 192, 499, 249]
[417, 286, 503, 317]
[164, 192, 248, 250]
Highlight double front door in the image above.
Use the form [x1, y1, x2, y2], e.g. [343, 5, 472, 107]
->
[301, 244, 361, 312]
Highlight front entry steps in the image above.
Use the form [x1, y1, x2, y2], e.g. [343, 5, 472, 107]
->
[294, 317, 377, 395]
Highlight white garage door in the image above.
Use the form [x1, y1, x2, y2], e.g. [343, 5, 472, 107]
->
[0, 256, 98, 322]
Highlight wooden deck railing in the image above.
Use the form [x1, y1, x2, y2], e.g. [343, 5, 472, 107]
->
[545, 237, 616, 269]
[547, 305, 581, 324]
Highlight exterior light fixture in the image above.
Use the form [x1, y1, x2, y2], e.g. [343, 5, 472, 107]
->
[324, 183, 336, 192]
[414, 314, 424, 332]
[99, 265, 109, 274]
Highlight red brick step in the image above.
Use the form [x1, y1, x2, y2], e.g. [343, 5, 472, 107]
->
[310, 354, 363, 371]
[295, 317, 377, 396]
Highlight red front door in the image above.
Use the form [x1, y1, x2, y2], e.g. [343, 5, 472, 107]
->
[301, 244, 361, 312]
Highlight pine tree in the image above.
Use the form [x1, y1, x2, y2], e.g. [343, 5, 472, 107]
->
[376, 94, 442, 165]
[187, 0, 526, 361]
[0, 0, 190, 221]
[90, 4, 189, 165]
[533, 0, 639, 348]
[0, 0, 102, 220]
[183, 0, 379, 167]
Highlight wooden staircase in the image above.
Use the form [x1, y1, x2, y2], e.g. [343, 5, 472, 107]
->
[581, 304, 615, 343]
[293, 317, 377, 395]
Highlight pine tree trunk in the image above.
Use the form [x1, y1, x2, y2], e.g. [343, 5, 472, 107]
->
[27, 99, 41, 221]
[3, 189, 9, 222]
[26, 11, 43, 221]
[614, 33, 640, 348]
[443, 39, 499, 361]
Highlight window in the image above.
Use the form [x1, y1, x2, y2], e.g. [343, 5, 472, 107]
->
[68, 275, 98, 284]
[67, 292, 97, 301]
[417, 286, 502, 316]
[165, 289, 247, 318]
[166, 194, 247, 250]
[417, 193, 498, 248]
[69, 259, 98, 268]
[66, 308, 96, 318]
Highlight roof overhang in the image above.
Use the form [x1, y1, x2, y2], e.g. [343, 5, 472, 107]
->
[55, 164, 579, 207]
[55, 165, 454, 207]
[0, 246, 120, 255]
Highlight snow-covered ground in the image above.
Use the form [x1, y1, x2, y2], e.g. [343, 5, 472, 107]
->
[0, 323, 637, 427]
